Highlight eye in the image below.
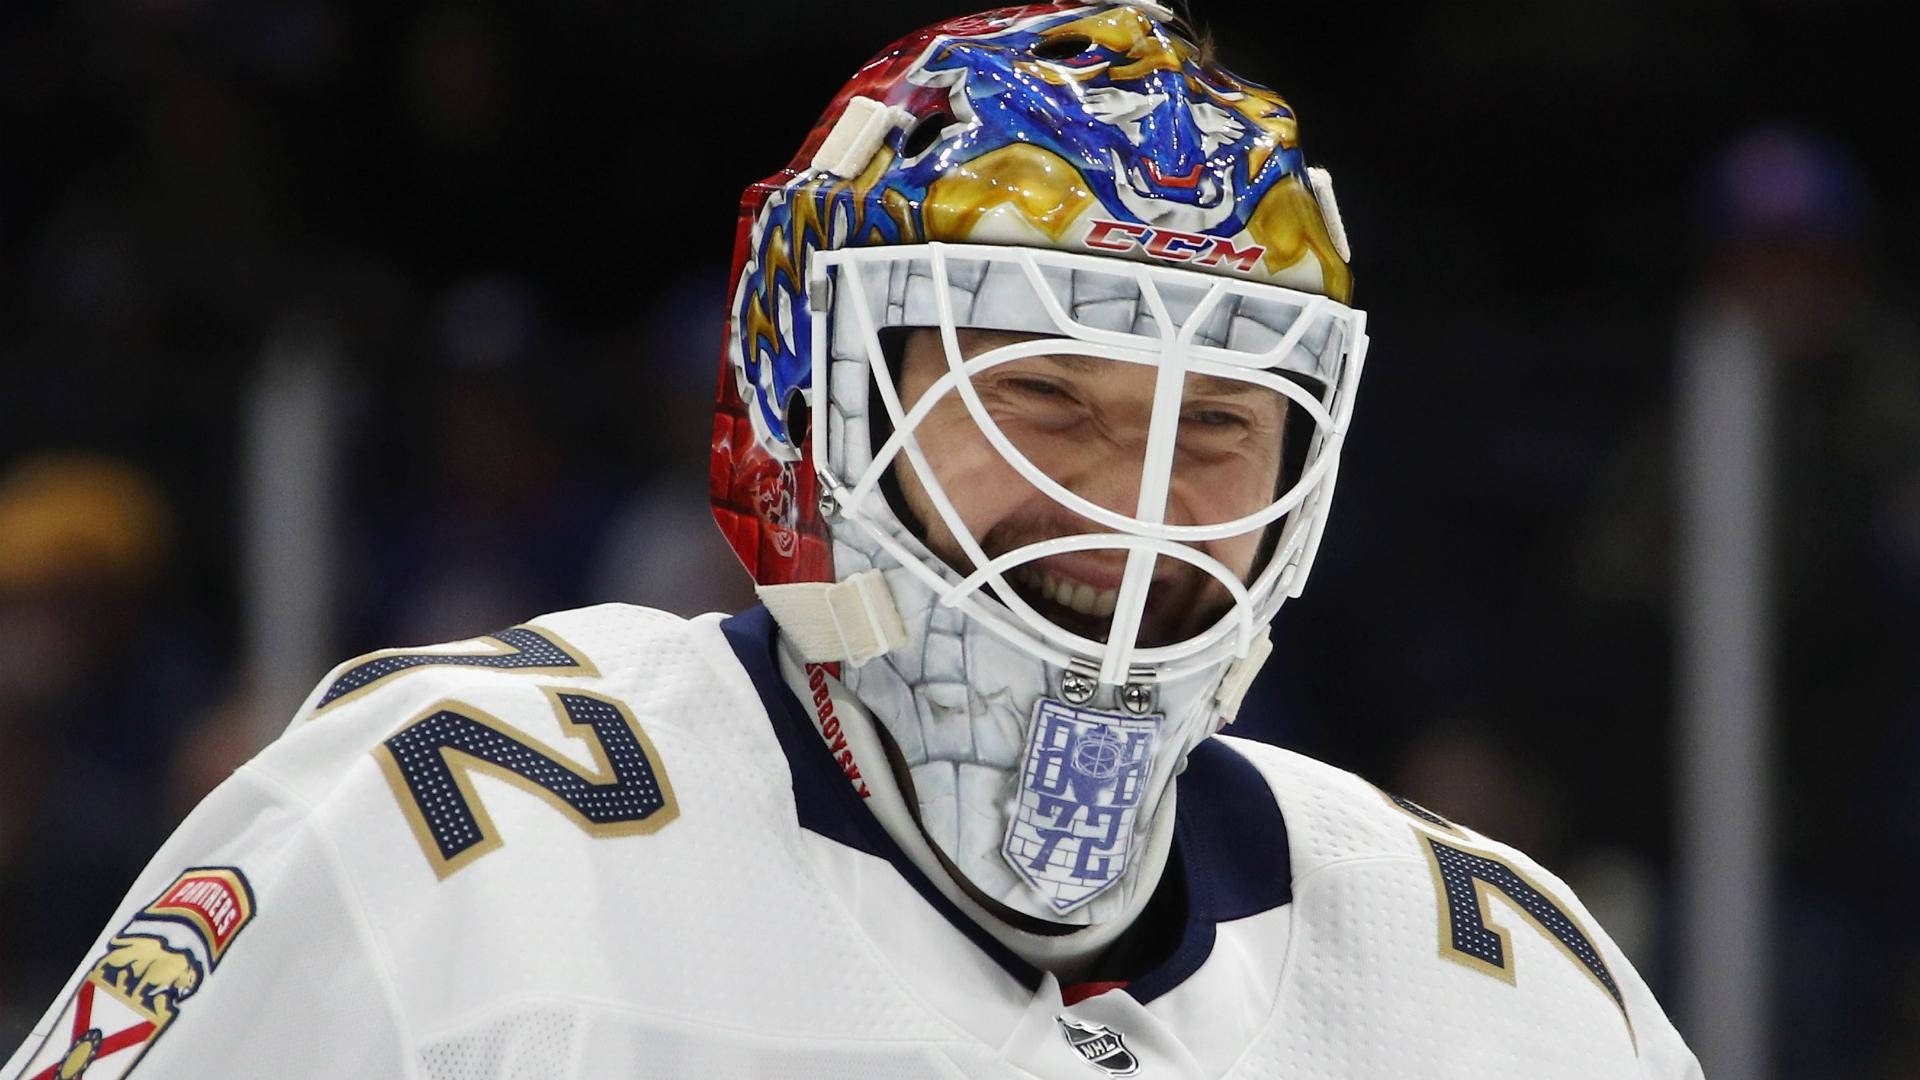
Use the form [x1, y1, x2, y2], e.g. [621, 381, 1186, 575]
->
[1031, 33, 1094, 61]
[1182, 407, 1250, 430]
[1005, 376, 1073, 400]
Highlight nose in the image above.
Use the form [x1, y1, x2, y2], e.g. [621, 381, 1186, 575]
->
[1066, 447, 1148, 521]
[1051, 434, 1202, 530]
[1131, 65, 1204, 181]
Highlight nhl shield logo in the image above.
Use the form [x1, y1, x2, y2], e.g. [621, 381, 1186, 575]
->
[1058, 1017, 1139, 1076]
[1004, 699, 1159, 912]
[12, 867, 255, 1080]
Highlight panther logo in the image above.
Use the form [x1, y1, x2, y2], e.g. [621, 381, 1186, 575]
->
[94, 936, 202, 1022]
[910, 4, 1295, 234]
[726, 3, 1348, 462]
[10, 867, 255, 1080]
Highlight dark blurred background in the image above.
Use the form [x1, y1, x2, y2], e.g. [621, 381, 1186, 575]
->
[1, 0, 1913, 1075]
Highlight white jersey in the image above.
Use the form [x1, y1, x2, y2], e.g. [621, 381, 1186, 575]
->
[6, 603, 1701, 1079]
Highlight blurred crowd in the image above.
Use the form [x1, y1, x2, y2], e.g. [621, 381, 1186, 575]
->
[2, 1, 1916, 1076]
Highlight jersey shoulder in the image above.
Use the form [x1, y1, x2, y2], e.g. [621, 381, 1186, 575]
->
[1212, 733, 1478, 874]
[1215, 733, 1598, 932]
[15, 606, 966, 1070]
[1215, 735, 1702, 1078]
[1214, 733, 1592, 940]
[248, 602, 774, 808]
[231, 602, 806, 904]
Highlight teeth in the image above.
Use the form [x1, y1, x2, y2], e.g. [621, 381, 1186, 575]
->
[1013, 566, 1120, 619]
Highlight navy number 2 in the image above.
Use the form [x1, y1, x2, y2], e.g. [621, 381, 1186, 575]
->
[375, 688, 677, 877]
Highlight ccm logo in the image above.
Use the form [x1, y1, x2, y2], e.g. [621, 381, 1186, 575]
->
[1084, 220, 1265, 272]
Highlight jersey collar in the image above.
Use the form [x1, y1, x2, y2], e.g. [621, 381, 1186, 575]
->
[719, 605, 1292, 1003]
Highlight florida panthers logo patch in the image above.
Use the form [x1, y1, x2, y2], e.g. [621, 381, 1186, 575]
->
[1004, 699, 1158, 912]
[12, 867, 256, 1080]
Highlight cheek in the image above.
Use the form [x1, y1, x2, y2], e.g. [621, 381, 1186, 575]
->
[1179, 451, 1284, 576]
[902, 404, 1032, 539]
[1213, 529, 1264, 580]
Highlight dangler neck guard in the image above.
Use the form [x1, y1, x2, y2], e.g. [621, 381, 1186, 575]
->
[760, 571, 1268, 928]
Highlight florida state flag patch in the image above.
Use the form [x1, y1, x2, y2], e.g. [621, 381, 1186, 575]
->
[12, 867, 256, 1080]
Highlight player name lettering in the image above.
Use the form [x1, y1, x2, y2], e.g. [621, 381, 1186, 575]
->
[806, 664, 872, 799]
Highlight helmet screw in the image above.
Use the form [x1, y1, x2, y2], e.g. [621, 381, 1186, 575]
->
[1060, 670, 1096, 705]
[1121, 681, 1154, 715]
[816, 486, 838, 519]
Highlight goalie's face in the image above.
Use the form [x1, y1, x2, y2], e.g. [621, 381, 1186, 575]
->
[892, 327, 1288, 648]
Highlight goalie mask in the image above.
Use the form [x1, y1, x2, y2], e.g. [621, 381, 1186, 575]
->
[711, 1, 1369, 925]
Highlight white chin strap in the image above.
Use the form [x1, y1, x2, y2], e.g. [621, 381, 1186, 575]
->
[756, 572, 910, 665]
[1210, 630, 1274, 729]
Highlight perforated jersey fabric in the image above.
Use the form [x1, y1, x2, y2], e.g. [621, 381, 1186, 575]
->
[416, 1006, 580, 1080]
[5, 604, 1701, 1079]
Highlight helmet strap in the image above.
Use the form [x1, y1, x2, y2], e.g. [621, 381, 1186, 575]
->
[757, 571, 911, 664]
[1210, 631, 1275, 731]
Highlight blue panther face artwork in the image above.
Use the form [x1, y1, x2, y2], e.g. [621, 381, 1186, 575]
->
[716, 3, 1354, 584]
[902, 3, 1311, 237]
